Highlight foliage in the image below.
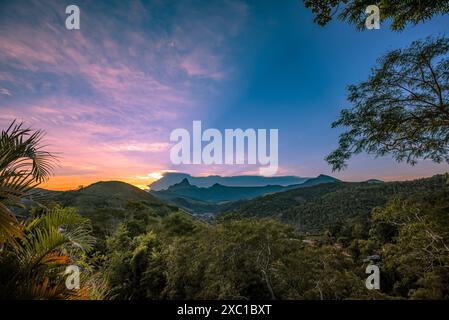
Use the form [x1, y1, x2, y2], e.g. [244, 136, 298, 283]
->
[302, 0, 449, 31]
[370, 190, 449, 299]
[0, 121, 55, 244]
[326, 37, 449, 171]
[50, 181, 179, 237]
[0, 206, 98, 299]
[0, 121, 102, 300]
[2, 121, 448, 300]
[101, 215, 381, 300]
[101, 212, 203, 299]
[18, 172, 445, 301]
[221, 174, 448, 235]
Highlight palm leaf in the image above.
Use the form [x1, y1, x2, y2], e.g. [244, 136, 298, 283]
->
[0, 120, 57, 244]
[28, 277, 71, 300]
[0, 202, 22, 244]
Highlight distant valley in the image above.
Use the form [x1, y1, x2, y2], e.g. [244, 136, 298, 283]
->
[28, 173, 446, 237]
[149, 174, 341, 215]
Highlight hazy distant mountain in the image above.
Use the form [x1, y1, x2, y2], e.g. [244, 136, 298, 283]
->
[148, 172, 309, 191]
[151, 178, 293, 202]
[150, 174, 342, 215]
[365, 179, 385, 184]
[297, 174, 340, 187]
[150, 178, 297, 215]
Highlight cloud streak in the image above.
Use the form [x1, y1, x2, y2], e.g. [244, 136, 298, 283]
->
[0, 0, 249, 189]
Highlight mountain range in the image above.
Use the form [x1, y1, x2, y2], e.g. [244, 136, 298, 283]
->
[150, 174, 341, 215]
[148, 172, 310, 191]
[23, 173, 446, 235]
[25, 173, 388, 221]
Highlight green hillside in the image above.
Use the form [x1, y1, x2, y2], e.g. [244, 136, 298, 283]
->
[220, 174, 449, 234]
[53, 181, 165, 210]
[49, 181, 181, 236]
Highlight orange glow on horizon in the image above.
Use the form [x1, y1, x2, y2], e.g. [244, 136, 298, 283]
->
[39, 170, 449, 192]
[40, 175, 161, 191]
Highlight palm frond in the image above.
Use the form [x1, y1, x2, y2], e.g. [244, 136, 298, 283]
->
[0, 119, 57, 186]
[0, 202, 22, 245]
[0, 120, 57, 244]
[28, 277, 71, 300]
[26, 207, 96, 252]
[0, 121, 100, 300]
[17, 226, 69, 270]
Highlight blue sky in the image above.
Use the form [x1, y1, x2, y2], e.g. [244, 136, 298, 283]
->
[1, 0, 449, 189]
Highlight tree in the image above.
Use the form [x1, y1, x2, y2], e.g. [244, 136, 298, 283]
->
[302, 0, 449, 31]
[326, 37, 449, 171]
[370, 189, 449, 299]
[0, 206, 97, 299]
[0, 121, 55, 244]
[0, 121, 102, 299]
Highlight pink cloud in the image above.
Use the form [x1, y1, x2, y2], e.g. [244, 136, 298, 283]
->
[0, 0, 251, 189]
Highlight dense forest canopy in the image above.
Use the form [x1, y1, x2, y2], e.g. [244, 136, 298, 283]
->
[0, 117, 449, 300]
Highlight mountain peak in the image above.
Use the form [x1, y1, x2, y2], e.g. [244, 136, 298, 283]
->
[365, 179, 384, 184]
[298, 174, 340, 187]
[210, 183, 225, 188]
[179, 178, 191, 185]
[169, 178, 193, 189]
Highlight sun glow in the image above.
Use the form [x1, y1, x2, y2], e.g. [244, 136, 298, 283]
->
[148, 171, 164, 180]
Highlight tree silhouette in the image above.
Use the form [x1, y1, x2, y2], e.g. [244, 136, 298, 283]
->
[326, 37, 449, 171]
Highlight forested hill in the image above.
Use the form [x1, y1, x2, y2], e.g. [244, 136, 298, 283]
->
[219, 174, 449, 233]
[51, 181, 168, 211]
[46, 181, 181, 236]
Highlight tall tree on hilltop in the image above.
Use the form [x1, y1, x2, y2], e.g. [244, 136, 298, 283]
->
[326, 37, 449, 171]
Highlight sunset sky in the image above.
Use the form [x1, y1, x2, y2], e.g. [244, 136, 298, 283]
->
[1, 0, 449, 190]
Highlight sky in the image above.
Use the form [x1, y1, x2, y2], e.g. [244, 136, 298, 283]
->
[0, 0, 449, 190]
